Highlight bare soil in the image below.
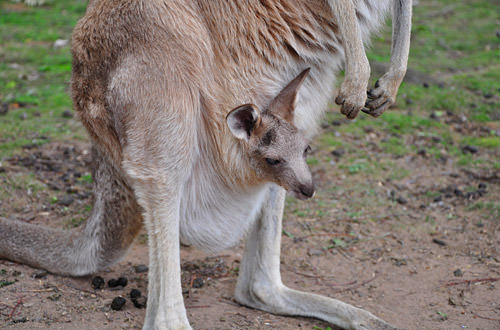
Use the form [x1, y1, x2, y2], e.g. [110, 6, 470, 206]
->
[1, 113, 499, 330]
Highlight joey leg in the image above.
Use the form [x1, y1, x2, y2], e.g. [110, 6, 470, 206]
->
[364, 0, 412, 117]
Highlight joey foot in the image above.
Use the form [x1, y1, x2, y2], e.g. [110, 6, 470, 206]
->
[363, 71, 405, 117]
[335, 79, 370, 120]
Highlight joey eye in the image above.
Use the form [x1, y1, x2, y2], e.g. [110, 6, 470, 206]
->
[304, 145, 311, 156]
[265, 158, 281, 166]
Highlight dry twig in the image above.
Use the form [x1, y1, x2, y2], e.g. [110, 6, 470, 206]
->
[445, 277, 500, 287]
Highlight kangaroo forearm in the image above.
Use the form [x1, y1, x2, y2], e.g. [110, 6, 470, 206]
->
[390, 0, 412, 74]
[329, 0, 370, 78]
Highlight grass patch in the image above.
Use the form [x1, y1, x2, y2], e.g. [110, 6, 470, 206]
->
[461, 136, 500, 149]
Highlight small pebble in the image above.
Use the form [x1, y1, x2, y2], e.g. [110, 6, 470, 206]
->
[53, 39, 69, 48]
[453, 269, 463, 277]
[61, 110, 73, 118]
[307, 248, 324, 257]
[111, 297, 126, 311]
[11, 317, 27, 324]
[461, 145, 478, 154]
[32, 270, 48, 279]
[433, 195, 442, 203]
[396, 196, 408, 205]
[134, 264, 148, 273]
[58, 195, 74, 206]
[192, 277, 204, 289]
[432, 238, 447, 246]
[331, 148, 345, 157]
[91, 276, 105, 290]
[0, 103, 8, 116]
[478, 183, 487, 191]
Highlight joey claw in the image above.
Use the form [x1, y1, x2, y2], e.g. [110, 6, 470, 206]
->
[336, 96, 362, 119]
[340, 102, 362, 119]
[361, 100, 390, 118]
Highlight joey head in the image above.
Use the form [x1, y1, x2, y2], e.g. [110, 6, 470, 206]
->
[226, 68, 315, 200]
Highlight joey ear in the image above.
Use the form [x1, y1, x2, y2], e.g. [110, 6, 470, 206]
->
[267, 67, 310, 122]
[226, 104, 261, 141]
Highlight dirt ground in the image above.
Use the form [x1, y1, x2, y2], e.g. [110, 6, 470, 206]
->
[0, 109, 499, 330]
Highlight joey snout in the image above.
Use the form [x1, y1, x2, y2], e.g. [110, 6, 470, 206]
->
[295, 182, 315, 200]
[288, 166, 315, 200]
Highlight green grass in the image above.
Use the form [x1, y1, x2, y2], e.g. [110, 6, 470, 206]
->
[461, 136, 500, 149]
[368, 0, 500, 122]
[0, 0, 86, 158]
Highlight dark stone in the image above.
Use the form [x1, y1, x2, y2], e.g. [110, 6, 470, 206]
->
[453, 268, 463, 277]
[61, 110, 73, 118]
[433, 195, 442, 203]
[58, 195, 74, 206]
[192, 277, 204, 289]
[0, 103, 8, 115]
[32, 270, 48, 279]
[417, 149, 427, 157]
[111, 297, 126, 311]
[91, 276, 105, 290]
[363, 126, 374, 133]
[392, 257, 408, 266]
[478, 183, 487, 191]
[331, 148, 345, 157]
[432, 238, 447, 246]
[423, 82, 429, 88]
[12, 317, 27, 324]
[461, 145, 478, 154]
[431, 136, 442, 143]
[134, 264, 148, 273]
[396, 196, 408, 205]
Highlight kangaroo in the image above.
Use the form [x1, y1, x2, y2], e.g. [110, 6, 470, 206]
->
[0, 1, 412, 329]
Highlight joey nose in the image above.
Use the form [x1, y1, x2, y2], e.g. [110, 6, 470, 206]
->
[299, 184, 315, 199]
